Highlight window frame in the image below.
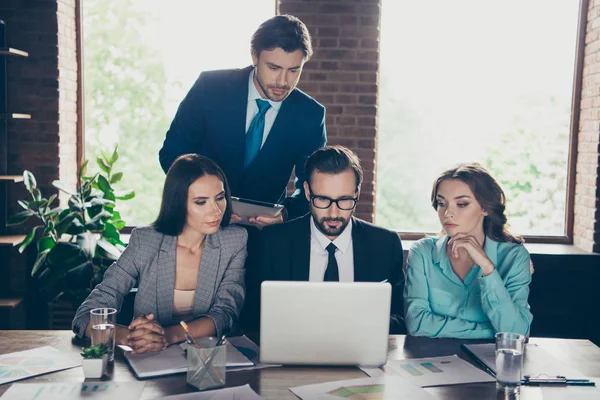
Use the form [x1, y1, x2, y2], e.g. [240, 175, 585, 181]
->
[388, 0, 589, 245]
[75, 0, 589, 244]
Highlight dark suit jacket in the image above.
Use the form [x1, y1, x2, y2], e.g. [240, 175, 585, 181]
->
[246, 214, 406, 334]
[159, 66, 327, 220]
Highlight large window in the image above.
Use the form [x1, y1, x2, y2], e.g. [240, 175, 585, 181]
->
[83, 0, 274, 225]
[377, 0, 581, 238]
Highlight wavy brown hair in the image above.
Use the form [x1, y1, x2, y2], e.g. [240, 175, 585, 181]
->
[431, 163, 523, 244]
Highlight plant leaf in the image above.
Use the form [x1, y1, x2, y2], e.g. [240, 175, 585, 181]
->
[97, 175, 112, 193]
[18, 226, 40, 253]
[7, 210, 34, 226]
[17, 200, 29, 210]
[114, 190, 135, 200]
[55, 212, 77, 237]
[31, 250, 50, 276]
[47, 242, 84, 266]
[47, 194, 57, 208]
[96, 237, 122, 261]
[24, 170, 36, 191]
[37, 235, 56, 253]
[32, 188, 42, 201]
[79, 160, 89, 180]
[97, 157, 110, 174]
[28, 199, 48, 212]
[109, 172, 123, 184]
[111, 145, 119, 164]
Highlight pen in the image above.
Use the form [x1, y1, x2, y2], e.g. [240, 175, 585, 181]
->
[523, 380, 595, 386]
[522, 375, 595, 386]
[180, 321, 201, 347]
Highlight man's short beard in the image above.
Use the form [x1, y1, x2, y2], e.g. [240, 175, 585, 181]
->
[312, 213, 351, 238]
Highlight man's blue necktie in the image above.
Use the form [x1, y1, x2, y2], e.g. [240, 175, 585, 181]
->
[244, 99, 271, 169]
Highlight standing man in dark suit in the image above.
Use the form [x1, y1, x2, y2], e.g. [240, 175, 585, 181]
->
[159, 14, 326, 224]
[256, 146, 406, 334]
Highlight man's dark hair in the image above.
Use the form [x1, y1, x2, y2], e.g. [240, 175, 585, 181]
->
[153, 154, 232, 236]
[251, 14, 313, 61]
[305, 145, 363, 188]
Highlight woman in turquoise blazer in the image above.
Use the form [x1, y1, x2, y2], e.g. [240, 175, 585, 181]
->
[404, 163, 533, 339]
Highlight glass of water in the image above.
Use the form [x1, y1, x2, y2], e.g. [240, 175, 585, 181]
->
[90, 308, 117, 362]
[495, 332, 525, 393]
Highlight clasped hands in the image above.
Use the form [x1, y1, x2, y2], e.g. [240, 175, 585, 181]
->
[125, 313, 168, 354]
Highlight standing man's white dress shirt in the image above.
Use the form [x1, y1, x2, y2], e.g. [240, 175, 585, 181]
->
[309, 217, 354, 282]
[245, 69, 282, 148]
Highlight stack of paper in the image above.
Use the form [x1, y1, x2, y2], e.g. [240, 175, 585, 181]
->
[0, 346, 81, 385]
[160, 384, 262, 399]
[0, 382, 145, 400]
[361, 354, 496, 387]
[290, 376, 437, 400]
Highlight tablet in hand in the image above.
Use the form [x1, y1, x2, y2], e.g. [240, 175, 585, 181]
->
[231, 197, 284, 226]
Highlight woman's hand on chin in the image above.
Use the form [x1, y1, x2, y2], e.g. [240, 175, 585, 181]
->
[448, 233, 495, 275]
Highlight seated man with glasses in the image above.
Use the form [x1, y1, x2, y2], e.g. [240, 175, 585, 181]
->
[253, 145, 405, 333]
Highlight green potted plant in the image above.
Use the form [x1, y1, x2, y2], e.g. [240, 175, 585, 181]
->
[80, 343, 109, 378]
[6, 145, 134, 311]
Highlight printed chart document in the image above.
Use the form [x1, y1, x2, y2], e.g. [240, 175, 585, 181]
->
[159, 384, 262, 399]
[124, 338, 253, 378]
[290, 376, 437, 400]
[0, 382, 145, 399]
[362, 354, 496, 387]
[462, 343, 588, 379]
[0, 346, 81, 385]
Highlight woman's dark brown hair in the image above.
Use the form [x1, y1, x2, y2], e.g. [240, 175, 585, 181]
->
[153, 154, 232, 236]
[431, 163, 523, 244]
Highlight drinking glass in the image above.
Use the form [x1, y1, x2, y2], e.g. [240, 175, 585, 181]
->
[495, 332, 525, 393]
[90, 308, 117, 362]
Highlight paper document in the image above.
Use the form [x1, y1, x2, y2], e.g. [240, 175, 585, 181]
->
[290, 376, 437, 400]
[0, 382, 145, 399]
[363, 354, 495, 387]
[0, 346, 81, 385]
[462, 343, 588, 380]
[159, 384, 262, 399]
[124, 339, 253, 378]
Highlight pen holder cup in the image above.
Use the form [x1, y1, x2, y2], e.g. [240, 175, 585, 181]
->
[186, 338, 226, 391]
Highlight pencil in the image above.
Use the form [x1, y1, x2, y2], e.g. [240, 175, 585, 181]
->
[180, 321, 201, 347]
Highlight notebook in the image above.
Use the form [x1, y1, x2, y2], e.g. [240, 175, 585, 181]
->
[462, 343, 588, 379]
[123, 339, 254, 379]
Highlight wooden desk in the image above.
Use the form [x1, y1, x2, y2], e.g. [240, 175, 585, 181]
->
[1, 331, 599, 399]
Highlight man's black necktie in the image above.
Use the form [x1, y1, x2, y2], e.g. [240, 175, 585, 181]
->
[324, 243, 339, 282]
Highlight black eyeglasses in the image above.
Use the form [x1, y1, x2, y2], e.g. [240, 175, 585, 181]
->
[308, 187, 358, 210]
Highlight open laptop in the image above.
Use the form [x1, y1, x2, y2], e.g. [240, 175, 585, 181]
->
[260, 281, 391, 366]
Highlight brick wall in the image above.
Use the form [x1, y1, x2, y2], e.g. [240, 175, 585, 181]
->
[575, 0, 600, 252]
[2, 0, 78, 225]
[1, 0, 599, 250]
[279, 0, 380, 222]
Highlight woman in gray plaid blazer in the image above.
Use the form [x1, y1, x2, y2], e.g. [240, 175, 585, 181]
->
[72, 154, 247, 354]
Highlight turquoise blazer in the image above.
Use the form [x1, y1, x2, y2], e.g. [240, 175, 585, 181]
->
[404, 236, 533, 339]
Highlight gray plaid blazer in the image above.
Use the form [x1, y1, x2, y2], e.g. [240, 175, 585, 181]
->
[72, 225, 247, 338]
